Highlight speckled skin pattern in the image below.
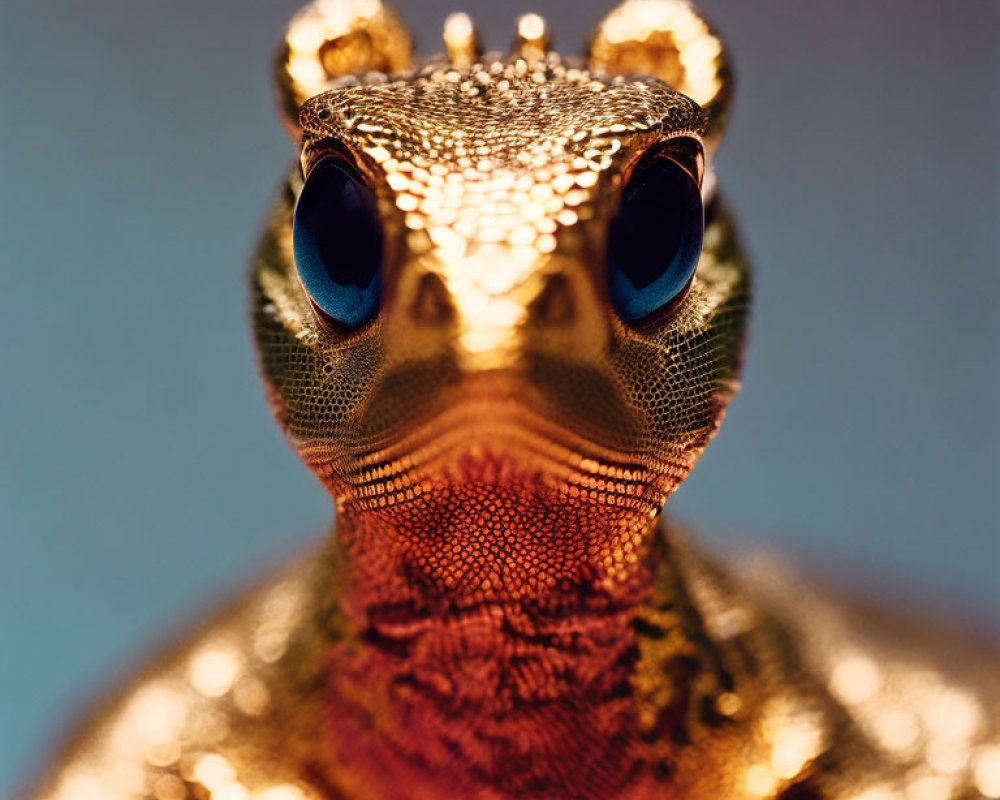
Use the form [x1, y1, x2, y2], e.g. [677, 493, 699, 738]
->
[22, 2, 1000, 800]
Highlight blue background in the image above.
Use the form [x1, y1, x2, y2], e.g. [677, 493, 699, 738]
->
[2, 0, 997, 793]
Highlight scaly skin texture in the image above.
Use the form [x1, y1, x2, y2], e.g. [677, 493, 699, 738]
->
[23, 2, 1000, 799]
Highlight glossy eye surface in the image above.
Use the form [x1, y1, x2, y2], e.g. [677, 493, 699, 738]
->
[607, 151, 704, 324]
[293, 158, 383, 330]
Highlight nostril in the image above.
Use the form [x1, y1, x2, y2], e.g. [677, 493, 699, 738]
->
[411, 272, 455, 325]
[529, 273, 576, 325]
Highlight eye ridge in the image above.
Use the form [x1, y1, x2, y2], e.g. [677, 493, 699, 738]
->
[293, 156, 385, 332]
[607, 143, 705, 327]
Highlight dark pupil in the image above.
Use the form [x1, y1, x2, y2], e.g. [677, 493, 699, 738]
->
[611, 161, 689, 288]
[310, 170, 379, 290]
[606, 155, 704, 323]
[293, 159, 383, 328]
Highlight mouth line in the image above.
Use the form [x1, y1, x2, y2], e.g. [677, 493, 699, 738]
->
[298, 389, 696, 509]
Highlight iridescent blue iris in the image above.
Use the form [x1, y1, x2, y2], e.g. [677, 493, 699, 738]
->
[607, 154, 704, 324]
[293, 158, 383, 330]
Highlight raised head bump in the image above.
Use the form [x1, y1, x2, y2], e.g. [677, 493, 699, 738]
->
[274, 0, 413, 140]
[514, 13, 552, 64]
[443, 12, 482, 68]
[587, 0, 731, 149]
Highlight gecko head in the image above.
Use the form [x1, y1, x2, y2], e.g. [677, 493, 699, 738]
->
[252, 0, 747, 597]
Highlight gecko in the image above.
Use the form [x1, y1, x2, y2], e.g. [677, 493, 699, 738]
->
[22, 1, 1000, 799]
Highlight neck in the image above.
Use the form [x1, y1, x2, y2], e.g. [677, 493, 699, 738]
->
[298, 498, 725, 798]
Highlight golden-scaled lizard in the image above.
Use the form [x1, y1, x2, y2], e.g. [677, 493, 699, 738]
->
[23, 1, 1000, 798]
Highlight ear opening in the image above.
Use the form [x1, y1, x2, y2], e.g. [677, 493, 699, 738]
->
[274, 0, 414, 141]
[586, 0, 732, 150]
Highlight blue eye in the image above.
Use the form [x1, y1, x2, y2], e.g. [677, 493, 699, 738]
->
[607, 151, 704, 324]
[293, 158, 383, 330]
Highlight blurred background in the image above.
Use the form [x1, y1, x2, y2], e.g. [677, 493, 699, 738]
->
[1, 0, 997, 793]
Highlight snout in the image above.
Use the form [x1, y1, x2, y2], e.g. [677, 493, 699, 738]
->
[381, 246, 612, 374]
